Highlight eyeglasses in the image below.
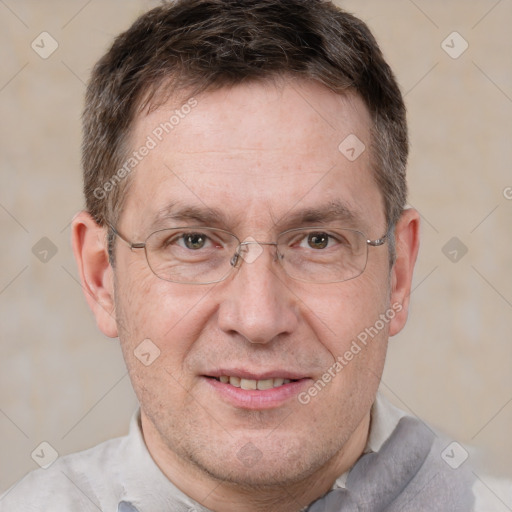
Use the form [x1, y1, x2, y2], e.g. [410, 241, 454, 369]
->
[108, 225, 388, 285]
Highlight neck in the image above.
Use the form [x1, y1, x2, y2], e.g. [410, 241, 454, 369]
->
[142, 412, 371, 512]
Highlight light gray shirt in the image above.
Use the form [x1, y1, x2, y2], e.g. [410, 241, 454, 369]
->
[1, 393, 510, 511]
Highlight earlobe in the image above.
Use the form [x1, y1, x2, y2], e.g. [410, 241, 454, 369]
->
[388, 208, 420, 337]
[71, 211, 118, 338]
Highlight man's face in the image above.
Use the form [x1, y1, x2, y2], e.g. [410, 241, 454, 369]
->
[112, 79, 400, 486]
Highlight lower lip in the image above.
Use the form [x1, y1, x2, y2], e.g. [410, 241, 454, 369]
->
[203, 377, 310, 410]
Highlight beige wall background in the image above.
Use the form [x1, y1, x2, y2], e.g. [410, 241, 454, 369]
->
[1, 0, 511, 494]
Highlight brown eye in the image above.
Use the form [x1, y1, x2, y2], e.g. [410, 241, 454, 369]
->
[307, 232, 329, 249]
[183, 233, 207, 250]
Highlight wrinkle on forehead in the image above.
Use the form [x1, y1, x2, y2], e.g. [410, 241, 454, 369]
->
[134, 79, 371, 155]
[120, 79, 382, 237]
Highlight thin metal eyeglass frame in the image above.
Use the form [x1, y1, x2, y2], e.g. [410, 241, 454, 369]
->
[107, 224, 389, 284]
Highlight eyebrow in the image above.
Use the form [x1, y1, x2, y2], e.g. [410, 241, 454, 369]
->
[147, 199, 362, 232]
[148, 203, 227, 230]
[274, 200, 362, 230]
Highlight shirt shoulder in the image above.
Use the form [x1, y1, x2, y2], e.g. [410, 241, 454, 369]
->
[0, 434, 128, 512]
[359, 393, 512, 511]
[473, 476, 512, 511]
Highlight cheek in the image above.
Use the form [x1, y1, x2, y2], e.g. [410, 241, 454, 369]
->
[114, 273, 218, 421]
[298, 270, 391, 404]
[299, 268, 391, 353]
[297, 279, 390, 423]
[114, 267, 218, 371]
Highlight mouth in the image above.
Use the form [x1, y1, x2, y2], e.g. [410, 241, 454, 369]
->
[209, 375, 298, 390]
[202, 371, 310, 409]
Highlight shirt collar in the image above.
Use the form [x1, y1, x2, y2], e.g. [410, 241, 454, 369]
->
[331, 391, 407, 490]
[118, 391, 407, 509]
[116, 411, 212, 511]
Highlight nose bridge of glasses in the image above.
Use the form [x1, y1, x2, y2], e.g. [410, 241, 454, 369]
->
[231, 239, 279, 268]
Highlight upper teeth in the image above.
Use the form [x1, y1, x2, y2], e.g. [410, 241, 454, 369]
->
[218, 376, 292, 390]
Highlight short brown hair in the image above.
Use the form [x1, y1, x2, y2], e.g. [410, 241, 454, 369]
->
[83, 0, 407, 238]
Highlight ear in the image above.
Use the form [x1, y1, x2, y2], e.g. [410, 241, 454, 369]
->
[71, 211, 118, 338]
[388, 208, 420, 337]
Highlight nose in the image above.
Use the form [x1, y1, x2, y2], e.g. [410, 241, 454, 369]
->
[217, 242, 299, 344]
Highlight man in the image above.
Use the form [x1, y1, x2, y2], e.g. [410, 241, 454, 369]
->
[1, 1, 508, 511]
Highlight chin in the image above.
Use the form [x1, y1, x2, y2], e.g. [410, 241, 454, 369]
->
[186, 436, 331, 489]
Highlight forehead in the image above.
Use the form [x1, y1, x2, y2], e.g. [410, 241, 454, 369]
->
[121, 78, 383, 235]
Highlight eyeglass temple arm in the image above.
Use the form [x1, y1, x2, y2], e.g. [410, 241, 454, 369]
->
[367, 228, 391, 247]
[107, 224, 145, 250]
[367, 237, 386, 247]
